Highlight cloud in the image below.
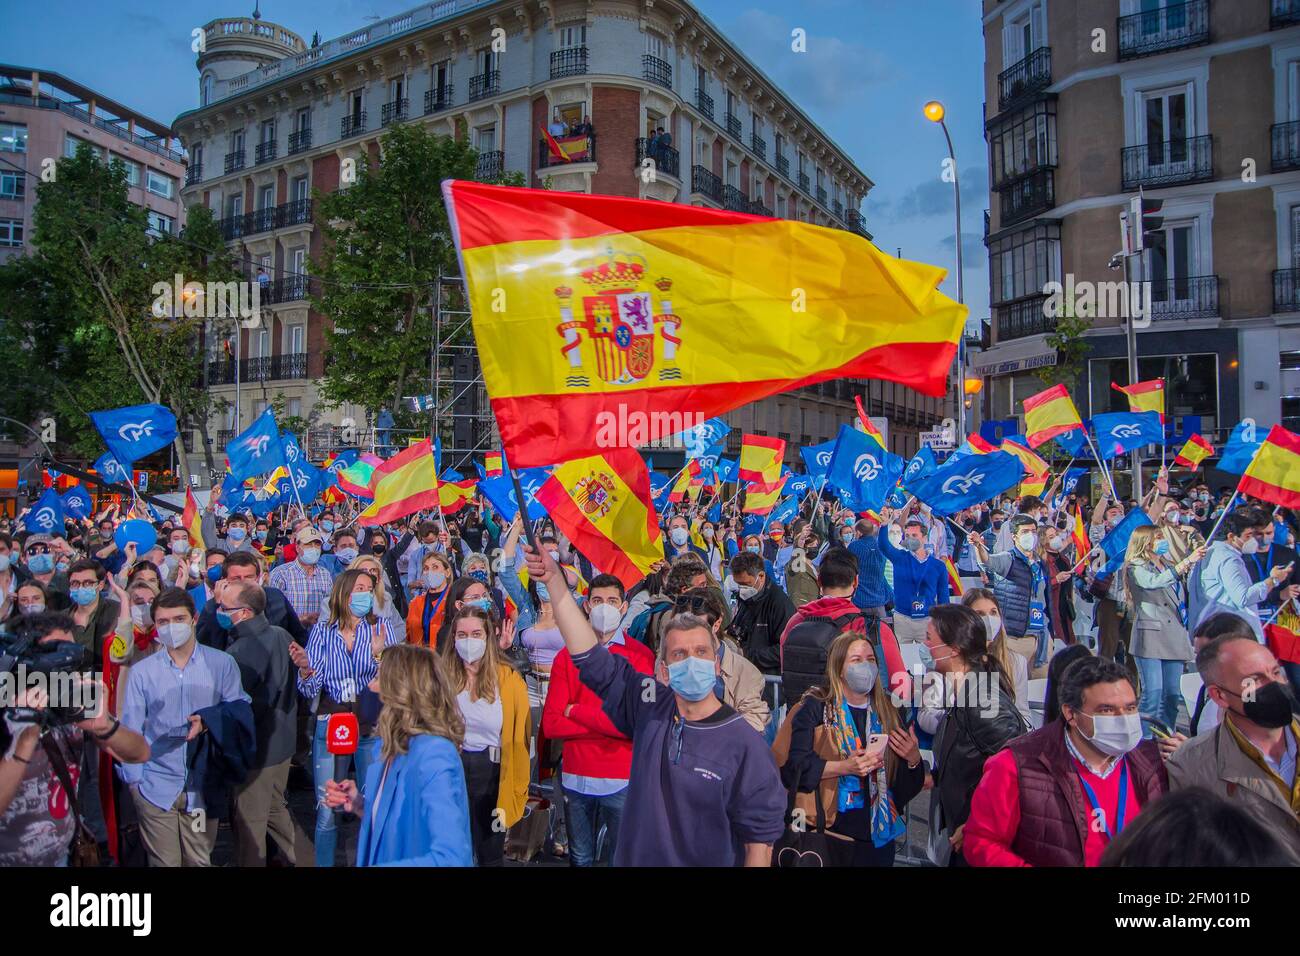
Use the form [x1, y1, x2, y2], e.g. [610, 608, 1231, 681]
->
[939, 231, 988, 267]
[724, 9, 897, 114]
[870, 165, 987, 222]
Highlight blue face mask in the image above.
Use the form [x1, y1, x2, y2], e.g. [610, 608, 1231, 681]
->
[207, 565, 223, 584]
[1153, 539, 1170, 556]
[227, 527, 247, 542]
[69, 586, 99, 607]
[216, 610, 235, 630]
[321, 520, 335, 533]
[468, 569, 489, 584]
[349, 591, 374, 617]
[666, 656, 718, 702]
[466, 597, 493, 612]
[916, 642, 936, 671]
[535, 583, 550, 603]
[746, 544, 762, 554]
[27, 553, 54, 574]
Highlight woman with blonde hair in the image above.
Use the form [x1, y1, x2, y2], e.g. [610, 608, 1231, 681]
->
[324, 644, 474, 866]
[774, 631, 925, 866]
[1124, 524, 1206, 736]
[405, 551, 454, 649]
[444, 605, 531, 865]
[336, 552, 408, 643]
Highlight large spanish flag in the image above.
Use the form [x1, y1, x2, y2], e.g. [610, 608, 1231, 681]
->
[1173, 434, 1213, 469]
[1022, 384, 1082, 447]
[1112, 379, 1165, 421]
[443, 180, 967, 469]
[739, 434, 785, 483]
[1000, 438, 1049, 479]
[534, 449, 663, 589]
[1238, 425, 1300, 509]
[357, 440, 439, 526]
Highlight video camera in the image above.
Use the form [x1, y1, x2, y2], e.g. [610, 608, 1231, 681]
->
[0, 630, 93, 728]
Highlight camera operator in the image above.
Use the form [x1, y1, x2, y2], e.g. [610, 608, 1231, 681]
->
[0, 612, 148, 866]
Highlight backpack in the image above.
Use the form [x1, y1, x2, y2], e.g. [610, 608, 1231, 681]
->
[627, 599, 674, 653]
[781, 610, 879, 704]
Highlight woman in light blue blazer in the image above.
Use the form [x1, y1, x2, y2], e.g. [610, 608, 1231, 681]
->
[325, 644, 473, 866]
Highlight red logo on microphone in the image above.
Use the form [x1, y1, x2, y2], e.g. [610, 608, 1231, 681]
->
[326, 713, 358, 755]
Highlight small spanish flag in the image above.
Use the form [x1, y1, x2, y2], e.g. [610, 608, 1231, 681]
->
[743, 476, 788, 515]
[1071, 505, 1090, 557]
[534, 449, 664, 590]
[942, 556, 963, 597]
[485, 452, 503, 478]
[1173, 434, 1214, 469]
[1019, 472, 1050, 498]
[1238, 425, 1300, 509]
[1112, 379, 1165, 422]
[182, 487, 204, 547]
[668, 460, 699, 503]
[1000, 438, 1049, 480]
[1266, 606, 1300, 666]
[439, 478, 477, 515]
[1022, 383, 1083, 448]
[358, 440, 439, 526]
[854, 395, 886, 450]
[739, 434, 785, 484]
[968, 434, 997, 454]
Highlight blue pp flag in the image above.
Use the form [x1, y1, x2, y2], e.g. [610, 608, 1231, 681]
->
[25, 487, 65, 534]
[901, 446, 938, 490]
[800, 439, 837, 478]
[907, 451, 1024, 517]
[680, 417, 730, 459]
[226, 408, 286, 481]
[884, 486, 909, 509]
[785, 474, 813, 496]
[742, 513, 766, 537]
[89, 403, 177, 465]
[707, 499, 722, 524]
[480, 469, 548, 523]
[93, 452, 131, 485]
[1093, 411, 1164, 460]
[1099, 508, 1153, 564]
[1054, 426, 1091, 458]
[61, 486, 93, 520]
[289, 463, 324, 502]
[1219, 421, 1265, 475]
[769, 496, 798, 526]
[714, 457, 738, 483]
[441, 467, 464, 482]
[826, 424, 905, 513]
[322, 449, 358, 486]
[1052, 467, 1091, 508]
[650, 471, 673, 512]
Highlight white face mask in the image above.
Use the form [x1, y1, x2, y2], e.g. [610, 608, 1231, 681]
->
[589, 602, 622, 635]
[981, 613, 1000, 643]
[1240, 538, 1260, 555]
[1079, 712, 1142, 757]
[1049, 534, 1067, 551]
[887, 526, 903, 548]
[669, 527, 689, 547]
[130, 604, 152, 629]
[1016, 532, 1037, 553]
[455, 636, 487, 663]
[157, 621, 193, 650]
[423, 570, 446, 591]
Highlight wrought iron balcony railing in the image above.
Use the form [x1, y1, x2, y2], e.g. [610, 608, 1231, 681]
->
[474, 150, 503, 181]
[550, 47, 588, 78]
[341, 112, 366, 138]
[999, 169, 1055, 225]
[691, 165, 721, 203]
[695, 89, 714, 120]
[185, 163, 202, 185]
[288, 127, 312, 154]
[995, 293, 1054, 341]
[1148, 275, 1219, 320]
[634, 138, 679, 178]
[1121, 134, 1213, 189]
[1118, 0, 1210, 61]
[424, 86, 454, 113]
[722, 184, 749, 212]
[224, 149, 245, 174]
[997, 46, 1052, 112]
[381, 99, 409, 126]
[642, 55, 671, 89]
[468, 71, 500, 101]
[255, 139, 277, 163]
[725, 112, 742, 139]
[1272, 121, 1300, 172]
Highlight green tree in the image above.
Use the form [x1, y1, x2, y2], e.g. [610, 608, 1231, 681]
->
[1035, 297, 1091, 393]
[2, 145, 241, 476]
[311, 124, 523, 428]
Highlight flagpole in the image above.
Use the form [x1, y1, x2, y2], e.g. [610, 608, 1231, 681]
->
[1202, 489, 1240, 547]
[1264, 596, 1294, 627]
[1082, 430, 1121, 502]
[808, 473, 830, 523]
[509, 468, 540, 552]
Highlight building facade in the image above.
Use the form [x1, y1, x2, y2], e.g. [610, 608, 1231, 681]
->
[173, 0, 948, 463]
[0, 65, 186, 263]
[977, 0, 1300, 446]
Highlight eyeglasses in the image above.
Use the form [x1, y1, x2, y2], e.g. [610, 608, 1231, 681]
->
[672, 593, 710, 613]
[25, 545, 50, 555]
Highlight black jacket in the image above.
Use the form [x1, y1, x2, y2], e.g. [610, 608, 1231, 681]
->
[197, 585, 307, 652]
[226, 612, 298, 768]
[933, 685, 1027, 832]
[729, 582, 795, 675]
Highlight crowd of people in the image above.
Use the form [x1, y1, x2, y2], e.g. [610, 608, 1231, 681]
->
[1, 461, 1298, 868]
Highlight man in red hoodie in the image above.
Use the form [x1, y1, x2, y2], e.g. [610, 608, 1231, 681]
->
[542, 573, 654, 866]
[779, 548, 909, 703]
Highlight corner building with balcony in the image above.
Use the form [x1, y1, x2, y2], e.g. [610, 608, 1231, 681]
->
[978, 0, 1300, 444]
[175, 1, 949, 463]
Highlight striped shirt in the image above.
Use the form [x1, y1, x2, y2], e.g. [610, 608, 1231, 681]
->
[298, 617, 401, 704]
[268, 560, 334, 620]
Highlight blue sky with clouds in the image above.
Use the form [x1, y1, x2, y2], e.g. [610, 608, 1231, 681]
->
[3, 0, 988, 317]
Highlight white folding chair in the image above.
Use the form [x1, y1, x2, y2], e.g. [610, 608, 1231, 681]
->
[1026, 677, 1048, 729]
[1180, 672, 1220, 735]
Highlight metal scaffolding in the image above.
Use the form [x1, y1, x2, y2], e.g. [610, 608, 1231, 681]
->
[431, 270, 497, 472]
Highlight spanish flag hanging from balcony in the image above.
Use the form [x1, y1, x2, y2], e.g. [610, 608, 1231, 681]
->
[1112, 379, 1165, 421]
[1237, 425, 1300, 509]
[442, 180, 968, 469]
[534, 449, 664, 590]
[1022, 383, 1083, 448]
[357, 440, 439, 526]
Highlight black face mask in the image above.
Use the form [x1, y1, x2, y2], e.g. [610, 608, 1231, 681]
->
[1225, 681, 1297, 730]
[371, 544, 387, 556]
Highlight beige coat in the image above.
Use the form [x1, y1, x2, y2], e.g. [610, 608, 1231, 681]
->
[720, 638, 771, 734]
[1166, 715, 1300, 853]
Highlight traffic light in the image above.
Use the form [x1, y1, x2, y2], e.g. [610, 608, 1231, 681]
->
[1125, 194, 1164, 252]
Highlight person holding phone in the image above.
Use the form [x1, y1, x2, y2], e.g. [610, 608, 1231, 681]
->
[775, 631, 924, 866]
[1188, 508, 1295, 642]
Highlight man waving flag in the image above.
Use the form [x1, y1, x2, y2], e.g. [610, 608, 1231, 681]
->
[442, 180, 967, 468]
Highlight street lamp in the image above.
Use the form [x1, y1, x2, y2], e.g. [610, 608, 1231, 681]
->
[924, 99, 966, 447]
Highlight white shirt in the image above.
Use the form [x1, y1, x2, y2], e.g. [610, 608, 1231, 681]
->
[457, 689, 503, 753]
[1260, 726, 1298, 788]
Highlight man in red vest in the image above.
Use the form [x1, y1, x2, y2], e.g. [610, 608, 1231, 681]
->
[963, 655, 1167, 866]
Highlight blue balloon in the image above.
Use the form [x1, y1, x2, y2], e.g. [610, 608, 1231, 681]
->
[114, 519, 158, 555]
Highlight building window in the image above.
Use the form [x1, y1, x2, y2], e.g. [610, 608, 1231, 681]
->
[292, 175, 308, 203]
[989, 100, 1057, 187]
[1003, 0, 1046, 67]
[113, 156, 141, 186]
[146, 169, 174, 199]
[476, 125, 497, 152]
[0, 123, 28, 153]
[259, 184, 274, 210]
[64, 135, 106, 161]
[645, 31, 666, 60]
[0, 170, 26, 199]
[287, 398, 302, 420]
[0, 218, 24, 247]
[147, 211, 174, 236]
[201, 73, 213, 105]
[558, 22, 586, 47]
[1088, 354, 1218, 431]
[989, 221, 1061, 304]
[289, 324, 305, 354]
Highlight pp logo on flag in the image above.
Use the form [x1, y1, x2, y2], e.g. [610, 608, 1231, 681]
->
[815, 451, 832, 468]
[242, 434, 271, 457]
[853, 454, 881, 483]
[117, 420, 155, 443]
[941, 471, 984, 496]
[286, 443, 299, 463]
[31, 507, 56, 530]
[1111, 424, 1142, 439]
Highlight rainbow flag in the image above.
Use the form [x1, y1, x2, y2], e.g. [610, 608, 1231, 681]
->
[534, 449, 664, 590]
[337, 453, 384, 498]
[357, 440, 439, 526]
[1022, 384, 1082, 448]
[743, 476, 788, 515]
[739, 434, 785, 484]
[1112, 379, 1165, 421]
[442, 180, 967, 469]
[1173, 434, 1214, 469]
[1238, 425, 1300, 509]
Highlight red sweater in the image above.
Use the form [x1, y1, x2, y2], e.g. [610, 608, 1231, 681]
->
[542, 636, 654, 780]
[964, 747, 1144, 867]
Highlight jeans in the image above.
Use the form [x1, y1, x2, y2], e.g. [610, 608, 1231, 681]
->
[565, 787, 627, 866]
[1136, 656, 1185, 736]
[312, 717, 377, 867]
